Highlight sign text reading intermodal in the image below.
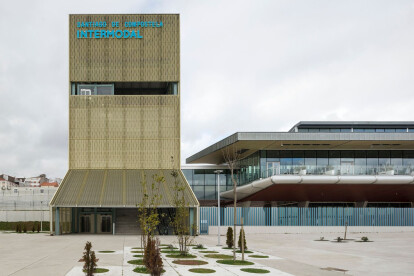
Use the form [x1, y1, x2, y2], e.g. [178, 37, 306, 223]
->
[76, 21, 163, 39]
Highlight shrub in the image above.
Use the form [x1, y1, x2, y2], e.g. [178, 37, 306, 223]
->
[194, 244, 204, 249]
[15, 224, 19, 233]
[238, 228, 247, 250]
[144, 237, 163, 276]
[336, 237, 343, 242]
[18, 224, 22, 233]
[82, 241, 98, 276]
[23, 224, 27, 233]
[226, 227, 233, 248]
[32, 224, 35, 233]
[361, 236, 369, 242]
[37, 223, 40, 233]
[320, 237, 324, 241]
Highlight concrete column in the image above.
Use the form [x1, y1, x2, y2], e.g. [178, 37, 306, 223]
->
[355, 201, 368, 207]
[189, 208, 194, 236]
[298, 201, 310, 207]
[55, 207, 60, 235]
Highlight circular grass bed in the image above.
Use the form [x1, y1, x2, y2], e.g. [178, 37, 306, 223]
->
[172, 260, 208, 265]
[241, 268, 270, 274]
[204, 254, 233, 259]
[131, 250, 144, 253]
[189, 268, 216, 274]
[165, 253, 197, 259]
[249, 255, 269, 258]
[160, 250, 180, 253]
[133, 266, 149, 274]
[222, 247, 233, 249]
[132, 254, 144, 258]
[200, 250, 218, 253]
[83, 268, 109, 273]
[217, 260, 254, 265]
[132, 247, 143, 249]
[128, 259, 144, 265]
[192, 247, 207, 250]
[98, 250, 115, 253]
[236, 250, 253, 253]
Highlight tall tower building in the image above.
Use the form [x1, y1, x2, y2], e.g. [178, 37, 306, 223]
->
[50, 14, 198, 235]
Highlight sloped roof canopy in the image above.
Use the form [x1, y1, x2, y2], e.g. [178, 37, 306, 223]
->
[50, 169, 199, 208]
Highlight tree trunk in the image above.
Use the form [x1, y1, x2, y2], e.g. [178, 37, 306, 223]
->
[233, 178, 237, 261]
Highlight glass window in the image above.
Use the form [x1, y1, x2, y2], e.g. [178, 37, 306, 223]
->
[395, 129, 407, 133]
[354, 150, 366, 174]
[329, 150, 340, 165]
[317, 151, 329, 166]
[408, 129, 414, 133]
[204, 186, 216, 200]
[376, 129, 385, 133]
[266, 150, 279, 159]
[365, 129, 375, 133]
[367, 151, 379, 174]
[298, 128, 308, 133]
[391, 151, 403, 171]
[378, 151, 390, 166]
[385, 129, 396, 133]
[292, 151, 304, 165]
[193, 186, 204, 200]
[330, 128, 341, 133]
[353, 128, 364, 133]
[193, 170, 204, 186]
[280, 151, 292, 165]
[204, 170, 216, 185]
[182, 170, 193, 185]
[340, 128, 352, 132]
[319, 128, 330, 133]
[341, 151, 354, 162]
[304, 151, 316, 165]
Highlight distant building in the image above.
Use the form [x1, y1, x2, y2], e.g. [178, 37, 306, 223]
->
[41, 182, 59, 187]
[0, 174, 15, 183]
[25, 176, 48, 187]
[0, 177, 17, 190]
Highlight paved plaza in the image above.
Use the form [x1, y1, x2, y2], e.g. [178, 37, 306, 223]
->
[0, 231, 413, 275]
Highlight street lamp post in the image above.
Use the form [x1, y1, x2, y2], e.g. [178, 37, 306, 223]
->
[214, 170, 223, 246]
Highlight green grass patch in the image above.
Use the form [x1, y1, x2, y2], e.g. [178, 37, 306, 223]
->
[236, 250, 253, 253]
[132, 266, 149, 274]
[165, 253, 196, 259]
[222, 247, 233, 250]
[200, 250, 218, 253]
[98, 250, 115, 253]
[204, 254, 233, 259]
[172, 260, 208, 265]
[132, 254, 144, 258]
[132, 247, 143, 249]
[128, 259, 144, 265]
[241, 268, 270, 273]
[131, 250, 144, 253]
[217, 260, 254, 265]
[249, 255, 269, 258]
[83, 268, 109, 273]
[189, 268, 216, 274]
[160, 250, 179, 253]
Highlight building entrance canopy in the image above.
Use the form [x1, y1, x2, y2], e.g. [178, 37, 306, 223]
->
[51, 169, 198, 208]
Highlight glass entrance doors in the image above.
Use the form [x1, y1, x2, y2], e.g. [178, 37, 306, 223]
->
[101, 215, 112, 233]
[266, 162, 280, 177]
[80, 215, 91, 233]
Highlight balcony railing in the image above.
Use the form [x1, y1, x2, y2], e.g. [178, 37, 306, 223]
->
[261, 165, 414, 178]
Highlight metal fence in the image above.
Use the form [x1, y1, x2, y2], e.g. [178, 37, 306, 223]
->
[199, 207, 414, 234]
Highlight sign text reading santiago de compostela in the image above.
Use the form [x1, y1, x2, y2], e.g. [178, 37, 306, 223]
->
[76, 21, 163, 39]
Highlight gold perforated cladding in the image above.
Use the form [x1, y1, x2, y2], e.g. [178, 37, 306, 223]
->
[69, 14, 179, 82]
[69, 95, 180, 169]
[50, 169, 199, 207]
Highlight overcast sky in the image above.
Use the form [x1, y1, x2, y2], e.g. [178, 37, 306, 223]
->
[0, 0, 413, 178]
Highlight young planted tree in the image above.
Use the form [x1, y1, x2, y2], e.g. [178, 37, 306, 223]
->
[171, 168, 193, 255]
[137, 172, 164, 275]
[226, 227, 233, 248]
[238, 228, 247, 250]
[223, 145, 241, 261]
[144, 236, 163, 276]
[82, 241, 98, 276]
[137, 172, 164, 248]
